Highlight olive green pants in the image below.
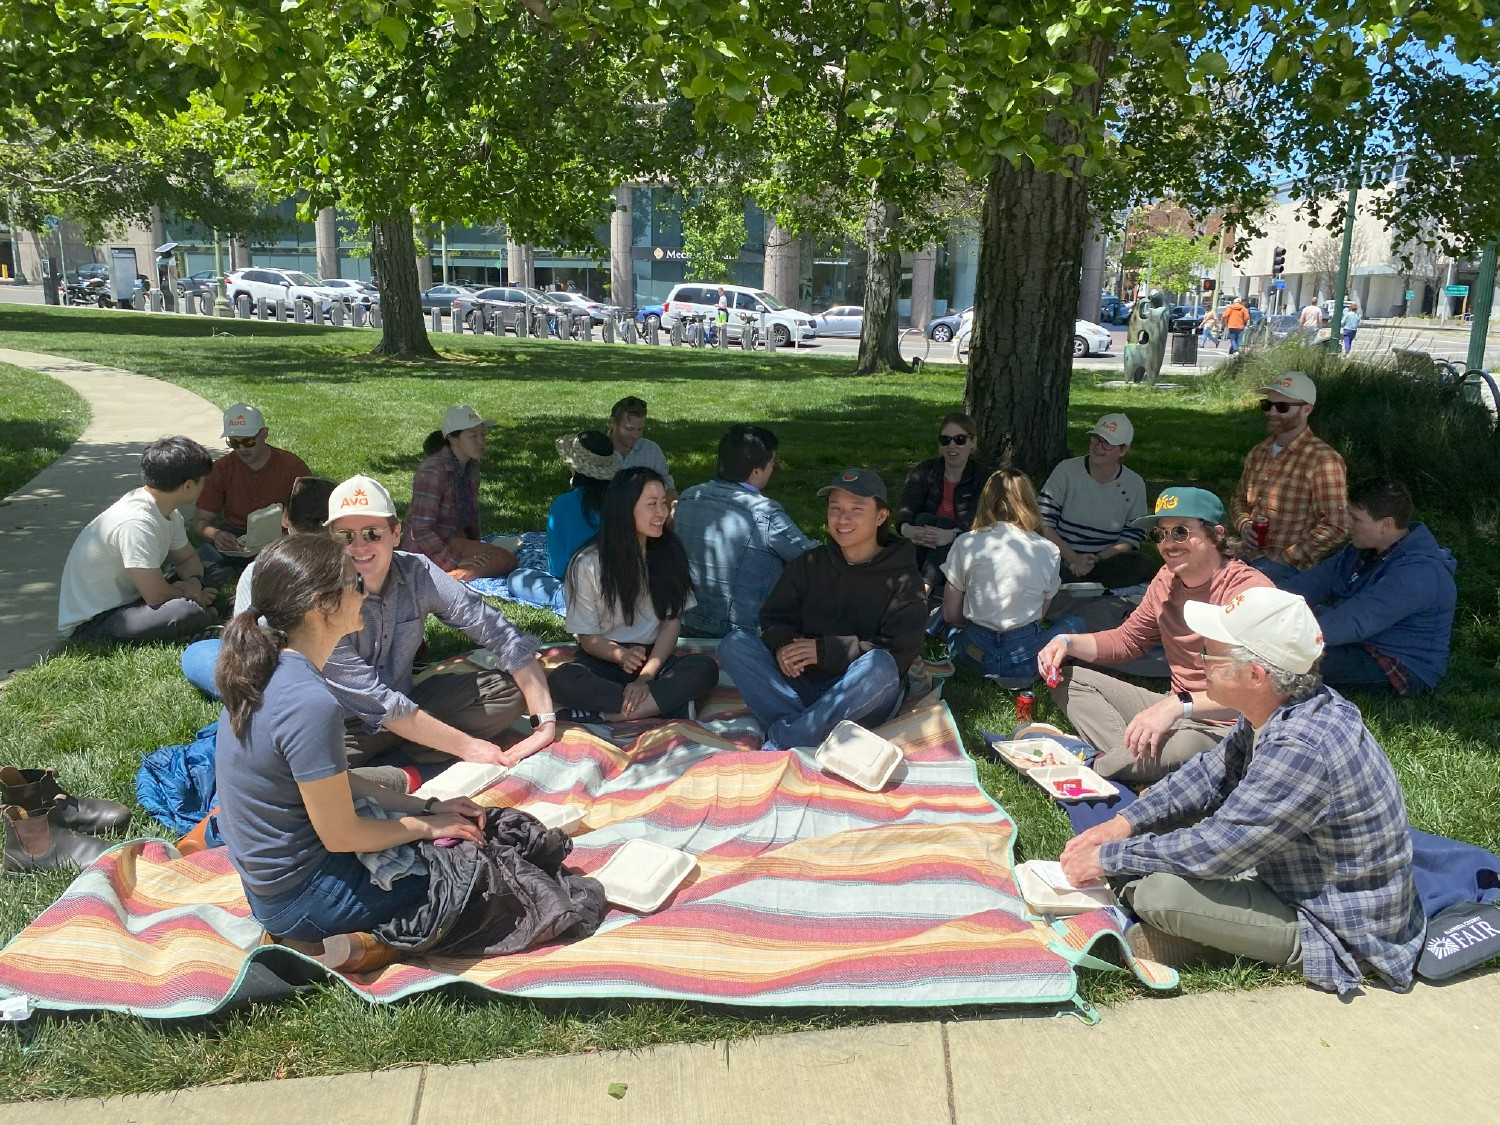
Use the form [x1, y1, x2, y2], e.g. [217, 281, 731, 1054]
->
[1122, 872, 1304, 969]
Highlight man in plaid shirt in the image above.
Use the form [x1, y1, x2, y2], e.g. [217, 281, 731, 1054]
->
[1062, 588, 1424, 995]
[1231, 371, 1348, 584]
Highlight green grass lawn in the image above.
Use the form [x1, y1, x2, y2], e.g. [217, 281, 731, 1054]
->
[0, 361, 89, 500]
[0, 306, 1494, 1100]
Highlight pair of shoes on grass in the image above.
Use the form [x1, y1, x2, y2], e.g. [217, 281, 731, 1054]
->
[1124, 922, 1235, 968]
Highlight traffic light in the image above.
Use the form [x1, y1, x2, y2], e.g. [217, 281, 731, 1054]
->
[1202, 277, 1216, 293]
[1272, 246, 1286, 275]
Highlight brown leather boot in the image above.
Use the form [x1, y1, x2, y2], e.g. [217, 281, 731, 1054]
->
[2, 804, 113, 873]
[0, 767, 131, 834]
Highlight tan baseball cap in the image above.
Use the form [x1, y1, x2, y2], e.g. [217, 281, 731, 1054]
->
[325, 475, 398, 523]
[441, 405, 495, 436]
[1184, 587, 1325, 674]
[1258, 371, 1317, 405]
[1089, 413, 1133, 446]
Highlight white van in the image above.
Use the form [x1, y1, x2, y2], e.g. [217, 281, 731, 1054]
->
[660, 283, 818, 346]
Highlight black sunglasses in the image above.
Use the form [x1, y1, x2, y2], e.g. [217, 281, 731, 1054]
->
[226, 436, 259, 449]
[332, 527, 387, 545]
[1260, 400, 1297, 414]
[1149, 525, 1194, 543]
[938, 434, 970, 446]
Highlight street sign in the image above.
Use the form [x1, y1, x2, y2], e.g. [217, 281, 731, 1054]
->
[43, 215, 59, 231]
[1271, 278, 1285, 289]
[1445, 284, 1470, 297]
[1405, 289, 1415, 300]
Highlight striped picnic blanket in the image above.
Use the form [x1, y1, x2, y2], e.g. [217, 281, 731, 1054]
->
[0, 700, 1176, 1019]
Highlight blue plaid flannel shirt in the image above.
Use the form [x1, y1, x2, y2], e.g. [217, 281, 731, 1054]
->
[323, 551, 537, 731]
[1099, 686, 1424, 994]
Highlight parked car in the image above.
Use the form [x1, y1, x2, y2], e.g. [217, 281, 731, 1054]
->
[175, 270, 221, 298]
[660, 283, 817, 347]
[636, 303, 665, 332]
[544, 290, 618, 326]
[322, 278, 378, 307]
[224, 267, 343, 317]
[1168, 304, 1208, 332]
[1098, 295, 1131, 325]
[1073, 320, 1113, 357]
[812, 305, 864, 337]
[420, 283, 475, 314]
[451, 285, 565, 332]
[925, 307, 971, 342]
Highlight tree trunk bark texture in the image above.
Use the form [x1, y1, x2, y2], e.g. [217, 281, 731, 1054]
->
[856, 197, 911, 375]
[909, 243, 937, 334]
[763, 218, 800, 308]
[315, 207, 339, 281]
[611, 185, 635, 310]
[370, 209, 438, 359]
[966, 40, 1110, 478]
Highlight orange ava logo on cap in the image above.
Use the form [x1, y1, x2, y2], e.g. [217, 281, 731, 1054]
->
[1099, 419, 1117, 432]
[1155, 494, 1179, 512]
[1224, 592, 1247, 613]
[341, 488, 369, 510]
[325, 475, 398, 523]
[1275, 375, 1293, 388]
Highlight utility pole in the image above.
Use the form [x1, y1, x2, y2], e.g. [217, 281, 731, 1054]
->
[1329, 176, 1359, 354]
[1467, 241, 1496, 372]
[441, 227, 449, 285]
[212, 229, 230, 314]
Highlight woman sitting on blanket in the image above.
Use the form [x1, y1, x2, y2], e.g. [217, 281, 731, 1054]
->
[547, 431, 623, 579]
[548, 467, 719, 723]
[898, 412, 991, 595]
[401, 404, 516, 582]
[941, 468, 1085, 684]
[215, 535, 486, 946]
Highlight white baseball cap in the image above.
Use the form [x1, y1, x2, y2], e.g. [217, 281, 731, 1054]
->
[1184, 587, 1325, 674]
[325, 475, 398, 524]
[1258, 371, 1317, 405]
[222, 403, 265, 437]
[441, 405, 495, 436]
[1089, 413, 1133, 446]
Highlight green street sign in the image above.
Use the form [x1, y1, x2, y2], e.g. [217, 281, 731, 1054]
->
[1404, 289, 1415, 300]
[1444, 284, 1470, 297]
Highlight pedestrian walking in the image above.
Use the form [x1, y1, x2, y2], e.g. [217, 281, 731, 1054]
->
[1340, 305, 1361, 355]
[1221, 297, 1251, 355]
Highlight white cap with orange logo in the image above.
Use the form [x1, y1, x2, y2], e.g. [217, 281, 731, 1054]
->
[1257, 371, 1317, 405]
[325, 475, 398, 524]
[1184, 587, 1325, 674]
[222, 403, 266, 437]
[1089, 413, 1133, 446]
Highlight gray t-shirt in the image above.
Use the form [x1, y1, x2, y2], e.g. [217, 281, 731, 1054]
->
[215, 650, 348, 898]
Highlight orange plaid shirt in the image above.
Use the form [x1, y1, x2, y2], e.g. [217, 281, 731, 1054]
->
[1231, 426, 1348, 569]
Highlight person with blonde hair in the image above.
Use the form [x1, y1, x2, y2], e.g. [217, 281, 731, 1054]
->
[941, 469, 1082, 683]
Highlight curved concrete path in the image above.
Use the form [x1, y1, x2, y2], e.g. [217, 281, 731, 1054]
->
[0, 348, 223, 682]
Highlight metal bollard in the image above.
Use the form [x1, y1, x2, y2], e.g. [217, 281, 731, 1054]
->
[370, 303, 382, 328]
[196, 292, 211, 315]
[623, 317, 638, 344]
[148, 291, 164, 312]
[601, 315, 615, 343]
[450, 306, 464, 333]
[430, 307, 442, 333]
[669, 319, 682, 346]
[235, 294, 251, 318]
[580, 316, 594, 342]
[330, 300, 345, 327]
[350, 302, 365, 328]
[718, 319, 729, 349]
[256, 297, 270, 320]
[293, 300, 307, 324]
[514, 308, 528, 337]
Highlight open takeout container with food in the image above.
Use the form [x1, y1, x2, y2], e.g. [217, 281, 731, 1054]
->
[989, 737, 1084, 772]
[1026, 762, 1118, 802]
[1015, 860, 1118, 915]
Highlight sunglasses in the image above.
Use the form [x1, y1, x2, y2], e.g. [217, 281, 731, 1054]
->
[332, 526, 388, 545]
[1259, 400, 1297, 414]
[1148, 525, 1195, 543]
[938, 434, 970, 447]
[226, 436, 259, 449]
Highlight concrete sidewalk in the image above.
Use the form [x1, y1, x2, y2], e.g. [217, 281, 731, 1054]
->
[5, 969, 1495, 1123]
[0, 349, 223, 682]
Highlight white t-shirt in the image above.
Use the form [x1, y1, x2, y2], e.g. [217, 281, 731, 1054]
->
[564, 547, 695, 645]
[942, 523, 1061, 633]
[58, 488, 189, 634]
[233, 558, 256, 618]
[620, 438, 675, 492]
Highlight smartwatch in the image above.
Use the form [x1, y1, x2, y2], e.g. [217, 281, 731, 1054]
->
[421, 797, 438, 815]
[528, 711, 557, 729]
[1176, 690, 1193, 719]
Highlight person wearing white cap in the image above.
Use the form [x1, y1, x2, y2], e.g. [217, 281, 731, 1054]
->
[1060, 587, 1424, 995]
[1037, 413, 1154, 592]
[194, 403, 311, 569]
[401, 405, 516, 582]
[319, 475, 559, 788]
[1230, 371, 1348, 584]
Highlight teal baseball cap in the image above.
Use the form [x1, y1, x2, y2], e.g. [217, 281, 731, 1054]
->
[1131, 486, 1226, 528]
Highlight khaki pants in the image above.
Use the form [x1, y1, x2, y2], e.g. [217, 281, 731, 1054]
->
[1122, 872, 1304, 969]
[344, 667, 523, 767]
[1050, 665, 1229, 782]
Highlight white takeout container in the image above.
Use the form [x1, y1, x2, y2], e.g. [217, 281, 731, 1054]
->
[1027, 762, 1118, 803]
[1057, 581, 1106, 597]
[413, 761, 508, 802]
[522, 802, 586, 835]
[1015, 860, 1117, 915]
[990, 737, 1084, 772]
[593, 839, 697, 913]
[814, 721, 904, 791]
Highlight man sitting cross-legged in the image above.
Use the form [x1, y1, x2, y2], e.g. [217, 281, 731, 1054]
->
[58, 436, 220, 644]
[194, 403, 311, 576]
[320, 475, 559, 791]
[718, 468, 926, 750]
[1060, 588, 1425, 995]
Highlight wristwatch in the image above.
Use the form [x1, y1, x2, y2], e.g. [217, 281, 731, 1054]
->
[421, 797, 438, 815]
[528, 711, 557, 728]
[1176, 690, 1193, 719]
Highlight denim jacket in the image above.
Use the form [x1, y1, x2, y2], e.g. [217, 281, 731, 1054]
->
[674, 477, 817, 636]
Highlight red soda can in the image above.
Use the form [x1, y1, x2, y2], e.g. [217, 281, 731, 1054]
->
[1045, 665, 1063, 689]
[1015, 691, 1035, 722]
[1251, 516, 1269, 548]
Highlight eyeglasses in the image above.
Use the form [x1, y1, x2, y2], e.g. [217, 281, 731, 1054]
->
[1196, 648, 1234, 667]
[226, 436, 259, 449]
[1148, 525, 1194, 543]
[938, 434, 970, 447]
[1089, 434, 1123, 449]
[332, 527, 387, 545]
[1259, 400, 1297, 414]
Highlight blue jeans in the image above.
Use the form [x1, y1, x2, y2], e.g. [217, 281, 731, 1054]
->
[718, 629, 904, 751]
[952, 616, 1085, 684]
[1319, 643, 1399, 694]
[1226, 328, 1244, 354]
[503, 567, 566, 613]
[181, 638, 222, 697]
[1249, 556, 1301, 585]
[243, 850, 429, 942]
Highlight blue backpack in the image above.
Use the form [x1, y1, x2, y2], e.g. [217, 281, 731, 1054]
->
[136, 722, 219, 837]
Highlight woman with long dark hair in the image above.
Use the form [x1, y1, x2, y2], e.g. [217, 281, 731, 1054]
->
[403, 405, 516, 582]
[214, 536, 485, 946]
[897, 412, 991, 592]
[549, 467, 718, 722]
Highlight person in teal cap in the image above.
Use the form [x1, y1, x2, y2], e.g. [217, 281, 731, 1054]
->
[1034, 486, 1273, 783]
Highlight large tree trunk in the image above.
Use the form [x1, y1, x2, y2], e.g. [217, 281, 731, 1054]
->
[316, 207, 339, 280]
[763, 218, 800, 307]
[369, 209, 438, 360]
[855, 197, 912, 375]
[966, 41, 1110, 476]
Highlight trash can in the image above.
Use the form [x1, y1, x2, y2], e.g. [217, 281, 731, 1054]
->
[1170, 330, 1198, 365]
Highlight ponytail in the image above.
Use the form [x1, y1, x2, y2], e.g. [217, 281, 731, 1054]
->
[422, 429, 448, 458]
[217, 610, 287, 737]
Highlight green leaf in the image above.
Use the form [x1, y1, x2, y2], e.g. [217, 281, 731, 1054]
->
[376, 16, 409, 50]
[856, 156, 883, 177]
[608, 1083, 628, 1100]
